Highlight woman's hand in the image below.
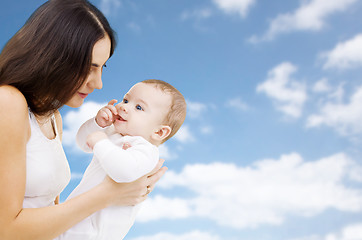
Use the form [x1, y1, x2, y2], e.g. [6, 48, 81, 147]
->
[101, 158, 167, 206]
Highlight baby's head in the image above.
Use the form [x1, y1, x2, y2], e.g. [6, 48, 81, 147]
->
[114, 79, 186, 146]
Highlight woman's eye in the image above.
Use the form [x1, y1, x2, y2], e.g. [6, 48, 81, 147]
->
[123, 99, 128, 104]
[136, 105, 143, 111]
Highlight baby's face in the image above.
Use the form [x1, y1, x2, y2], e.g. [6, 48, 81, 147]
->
[113, 82, 171, 142]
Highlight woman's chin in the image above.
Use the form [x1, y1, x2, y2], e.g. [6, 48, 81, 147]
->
[65, 98, 85, 108]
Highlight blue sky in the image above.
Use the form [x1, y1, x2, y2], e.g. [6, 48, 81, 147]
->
[2, 0, 362, 239]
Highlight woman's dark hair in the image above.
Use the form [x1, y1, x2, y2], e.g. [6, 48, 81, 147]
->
[0, 0, 116, 116]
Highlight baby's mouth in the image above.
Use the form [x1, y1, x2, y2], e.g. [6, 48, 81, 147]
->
[115, 115, 127, 122]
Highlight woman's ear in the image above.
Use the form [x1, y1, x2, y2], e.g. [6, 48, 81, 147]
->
[153, 125, 171, 142]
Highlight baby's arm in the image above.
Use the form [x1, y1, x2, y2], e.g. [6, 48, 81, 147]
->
[76, 118, 105, 153]
[93, 138, 159, 183]
[76, 100, 118, 152]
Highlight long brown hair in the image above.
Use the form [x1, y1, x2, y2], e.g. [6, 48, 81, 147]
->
[0, 0, 116, 116]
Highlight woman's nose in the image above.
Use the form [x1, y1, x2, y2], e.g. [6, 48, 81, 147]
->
[88, 70, 103, 90]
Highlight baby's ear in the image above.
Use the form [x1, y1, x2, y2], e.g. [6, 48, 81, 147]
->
[153, 125, 171, 142]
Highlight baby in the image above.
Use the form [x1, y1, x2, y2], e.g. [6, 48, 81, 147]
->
[60, 79, 187, 240]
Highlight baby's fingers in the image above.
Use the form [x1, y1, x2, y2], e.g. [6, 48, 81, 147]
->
[104, 104, 118, 117]
[108, 99, 118, 106]
[99, 108, 109, 119]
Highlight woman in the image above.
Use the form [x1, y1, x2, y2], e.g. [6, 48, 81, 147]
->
[0, 0, 166, 239]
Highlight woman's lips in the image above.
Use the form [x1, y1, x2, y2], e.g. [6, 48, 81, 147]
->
[78, 92, 88, 99]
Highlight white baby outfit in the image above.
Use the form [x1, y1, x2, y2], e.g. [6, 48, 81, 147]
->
[60, 118, 159, 240]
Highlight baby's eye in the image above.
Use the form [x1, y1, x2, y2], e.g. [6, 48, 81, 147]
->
[136, 105, 143, 111]
[123, 99, 128, 104]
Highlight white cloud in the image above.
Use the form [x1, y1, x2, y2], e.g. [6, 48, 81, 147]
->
[184, 100, 214, 137]
[312, 78, 331, 93]
[249, 0, 358, 43]
[127, 22, 142, 33]
[70, 172, 84, 181]
[100, 0, 122, 16]
[62, 101, 106, 151]
[128, 230, 221, 240]
[306, 86, 362, 136]
[186, 100, 207, 119]
[257, 62, 307, 118]
[288, 236, 322, 240]
[181, 8, 213, 21]
[180, 8, 213, 32]
[158, 144, 178, 160]
[321, 33, 362, 70]
[138, 195, 192, 222]
[327, 82, 345, 103]
[213, 0, 256, 18]
[339, 223, 362, 240]
[138, 152, 362, 229]
[173, 125, 195, 143]
[349, 164, 362, 182]
[289, 222, 362, 240]
[200, 125, 213, 134]
[226, 97, 249, 111]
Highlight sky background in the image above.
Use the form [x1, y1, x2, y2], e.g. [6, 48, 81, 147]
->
[2, 0, 362, 239]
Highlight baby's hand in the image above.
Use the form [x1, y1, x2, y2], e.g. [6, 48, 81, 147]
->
[86, 131, 108, 150]
[96, 99, 118, 128]
[122, 142, 132, 150]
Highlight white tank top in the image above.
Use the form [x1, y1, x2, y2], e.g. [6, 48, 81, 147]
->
[23, 110, 71, 208]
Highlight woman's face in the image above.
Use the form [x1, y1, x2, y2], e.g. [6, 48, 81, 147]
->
[66, 35, 111, 108]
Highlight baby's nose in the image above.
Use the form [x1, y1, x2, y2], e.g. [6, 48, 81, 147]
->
[117, 103, 128, 113]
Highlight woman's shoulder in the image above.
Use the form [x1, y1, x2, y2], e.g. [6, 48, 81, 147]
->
[0, 85, 29, 130]
[0, 85, 28, 109]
